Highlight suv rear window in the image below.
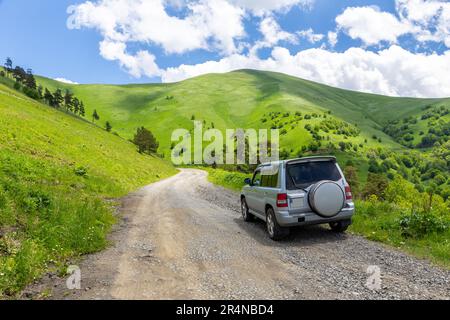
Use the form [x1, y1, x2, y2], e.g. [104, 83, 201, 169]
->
[286, 161, 342, 190]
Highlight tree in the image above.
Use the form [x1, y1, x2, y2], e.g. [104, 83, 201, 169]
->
[79, 101, 86, 117]
[25, 69, 37, 90]
[362, 173, 389, 200]
[92, 109, 100, 123]
[37, 85, 43, 99]
[64, 90, 74, 112]
[53, 89, 63, 108]
[12, 66, 26, 83]
[133, 127, 159, 154]
[72, 97, 80, 114]
[105, 121, 112, 132]
[4, 57, 12, 74]
[44, 88, 54, 105]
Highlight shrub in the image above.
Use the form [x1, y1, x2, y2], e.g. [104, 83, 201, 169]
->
[399, 211, 448, 238]
[74, 166, 88, 177]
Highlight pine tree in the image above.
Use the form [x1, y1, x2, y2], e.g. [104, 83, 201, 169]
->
[4, 57, 12, 75]
[12, 66, 26, 83]
[92, 109, 100, 123]
[44, 88, 54, 106]
[133, 127, 159, 154]
[64, 90, 74, 112]
[25, 69, 37, 90]
[79, 101, 86, 117]
[37, 85, 43, 99]
[52, 89, 63, 108]
[73, 97, 80, 115]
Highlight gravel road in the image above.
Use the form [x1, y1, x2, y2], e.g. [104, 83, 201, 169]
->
[25, 169, 450, 300]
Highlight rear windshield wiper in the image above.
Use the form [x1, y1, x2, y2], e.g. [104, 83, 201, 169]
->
[288, 174, 308, 193]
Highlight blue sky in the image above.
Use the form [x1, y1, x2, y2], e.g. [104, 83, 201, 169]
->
[0, 0, 449, 98]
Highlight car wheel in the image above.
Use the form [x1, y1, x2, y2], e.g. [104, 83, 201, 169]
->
[266, 207, 289, 240]
[329, 220, 350, 233]
[241, 198, 253, 222]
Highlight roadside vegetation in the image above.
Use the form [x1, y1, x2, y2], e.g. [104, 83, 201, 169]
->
[205, 167, 450, 268]
[0, 80, 176, 297]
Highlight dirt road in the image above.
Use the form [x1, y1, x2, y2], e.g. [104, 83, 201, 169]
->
[26, 169, 449, 300]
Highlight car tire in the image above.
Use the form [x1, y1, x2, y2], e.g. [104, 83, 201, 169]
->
[241, 198, 254, 222]
[266, 207, 289, 240]
[329, 220, 351, 233]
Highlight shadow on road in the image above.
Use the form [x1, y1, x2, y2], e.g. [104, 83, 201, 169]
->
[233, 217, 349, 248]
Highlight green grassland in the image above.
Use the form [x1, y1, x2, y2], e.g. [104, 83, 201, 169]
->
[0, 83, 176, 296]
[35, 70, 450, 158]
[1, 66, 449, 295]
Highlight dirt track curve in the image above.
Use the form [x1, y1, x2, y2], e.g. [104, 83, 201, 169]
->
[25, 169, 450, 300]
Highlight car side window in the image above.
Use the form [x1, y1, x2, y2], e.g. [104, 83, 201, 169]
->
[261, 172, 279, 188]
[252, 171, 262, 186]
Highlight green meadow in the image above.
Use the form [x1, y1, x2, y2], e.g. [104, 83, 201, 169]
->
[1, 67, 449, 296]
[0, 83, 176, 297]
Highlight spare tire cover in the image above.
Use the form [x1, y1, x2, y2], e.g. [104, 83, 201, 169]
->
[308, 181, 345, 218]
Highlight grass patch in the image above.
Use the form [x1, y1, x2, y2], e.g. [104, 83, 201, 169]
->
[203, 167, 250, 191]
[0, 84, 176, 297]
[350, 200, 450, 268]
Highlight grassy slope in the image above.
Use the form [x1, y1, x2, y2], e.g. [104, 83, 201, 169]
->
[0, 83, 176, 296]
[36, 70, 450, 159]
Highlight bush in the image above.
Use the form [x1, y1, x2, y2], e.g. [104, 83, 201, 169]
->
[74, 166, 88, 177]
[399, 211, 449, 238]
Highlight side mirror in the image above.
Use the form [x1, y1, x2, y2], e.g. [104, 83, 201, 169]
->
[244, 178, 252, 185]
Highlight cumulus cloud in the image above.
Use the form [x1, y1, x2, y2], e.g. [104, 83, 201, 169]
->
[297, 28, 324, 43]
[336, 1, 450, 47]
[231, 0, 314, 15]
[66, 0, 450, 98]
[67, 0, 245, 55]
[336, 6, 413, 46]
[397, 0, 450, 47]
[162, 45, 450, 98]
[255, 15, 297, 49]
[99, 40, 161, 78]
[327, 31, 338, 47]
[54, 78, 79, 85]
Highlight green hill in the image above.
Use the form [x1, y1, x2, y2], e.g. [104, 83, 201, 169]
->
[35, 70, 449, 158]
[1, 68, 449, 281]
[0, 83, 176, 296]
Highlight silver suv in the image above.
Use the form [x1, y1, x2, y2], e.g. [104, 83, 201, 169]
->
[240, 156, 355, 240]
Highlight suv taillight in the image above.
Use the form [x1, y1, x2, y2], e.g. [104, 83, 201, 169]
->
[277, 193, 288, 207]
[345, 185, 353, 201]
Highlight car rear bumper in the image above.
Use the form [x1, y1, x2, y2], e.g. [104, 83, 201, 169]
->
[275, 206, 355, 227]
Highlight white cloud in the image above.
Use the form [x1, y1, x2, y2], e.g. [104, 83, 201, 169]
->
[336, 6, 413, 46]
[231, 0, 314, 15]
[68, 0, 246, 55]
[99, 40, 161, 78]
[396, 0, 450, 47]
[335, 1, 450, 47]
[297, 28, 324, 43]
[162, 45, 450, 98]
[259, 16, 297, 46]
[327, 31, 338, 47]
[54, 78, 79, 85]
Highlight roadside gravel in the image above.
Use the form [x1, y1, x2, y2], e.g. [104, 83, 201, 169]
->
[23, 169, 450, 300]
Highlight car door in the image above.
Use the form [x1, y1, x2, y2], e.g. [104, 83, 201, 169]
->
[256, 167, 280, 214]
[246, 170, 262, 213]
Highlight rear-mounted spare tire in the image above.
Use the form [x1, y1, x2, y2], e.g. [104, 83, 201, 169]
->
[308, 181, 345, 218]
